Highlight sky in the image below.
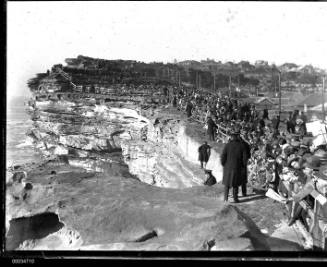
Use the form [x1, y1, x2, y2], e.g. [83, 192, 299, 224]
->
[7, 1, 327, 99]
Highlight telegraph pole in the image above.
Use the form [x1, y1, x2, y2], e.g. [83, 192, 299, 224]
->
[322, 76, 325, 122]
[213, 72, 216, 92]
[178, 71, 181, 88]
[196, 71, 198, 90]
[229, 75, 232, 97]
[278, 70, 282, 116]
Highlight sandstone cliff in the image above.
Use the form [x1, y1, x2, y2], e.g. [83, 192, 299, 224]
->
[6, 90, 304, 251]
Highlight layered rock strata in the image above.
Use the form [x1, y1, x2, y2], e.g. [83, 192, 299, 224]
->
[26, 93, 222, 188]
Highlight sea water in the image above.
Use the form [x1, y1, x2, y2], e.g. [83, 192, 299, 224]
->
[6, 97, 42, 167]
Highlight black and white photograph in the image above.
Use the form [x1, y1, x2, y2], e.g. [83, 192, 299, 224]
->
[3, 0, 327, 262]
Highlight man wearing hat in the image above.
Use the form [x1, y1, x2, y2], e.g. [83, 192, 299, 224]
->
[198, 141, 211, 169]
[290, 156, 324, 202]
[221, 125, 249, 203]
[285, 155, 321, 227]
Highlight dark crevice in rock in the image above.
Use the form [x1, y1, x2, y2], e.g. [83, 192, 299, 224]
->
[133, 230, 158, 242]
[6, 212, 64, 250]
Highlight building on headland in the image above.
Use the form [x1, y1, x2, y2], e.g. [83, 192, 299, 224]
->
[279, 63, 299, 73]
[255, 60, 269, 67]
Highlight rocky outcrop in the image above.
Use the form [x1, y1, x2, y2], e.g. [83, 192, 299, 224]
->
[6, 89, 304, 251]
[6, 160, 302, 251]
[26, 92, 223, 189]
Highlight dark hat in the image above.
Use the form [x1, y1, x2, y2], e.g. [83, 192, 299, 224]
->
[316, 165, 327, 180]
[279, 138, 287, 146]
[303, 155, 321, 170]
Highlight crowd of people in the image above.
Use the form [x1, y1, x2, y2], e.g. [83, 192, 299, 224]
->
[163, 85, 327, 231]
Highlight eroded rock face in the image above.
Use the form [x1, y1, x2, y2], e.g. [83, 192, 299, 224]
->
[27, 97, 221, 189]
[7, 96, 304, 251]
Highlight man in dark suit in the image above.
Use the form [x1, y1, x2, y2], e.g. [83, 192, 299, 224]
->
[221, 126, 249, 203]
[206, 117, 217, 141]
[198, 141, 211, 169]
[185, 101, 193, 117]
[239, 130, 251, 197]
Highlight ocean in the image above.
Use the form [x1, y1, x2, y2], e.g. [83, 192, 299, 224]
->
[6, 96, 43, 167]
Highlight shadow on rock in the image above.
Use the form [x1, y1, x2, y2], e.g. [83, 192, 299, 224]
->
[232, 206, 304, 251]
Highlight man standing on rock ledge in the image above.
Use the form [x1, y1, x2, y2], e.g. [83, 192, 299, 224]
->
[221, 126, 248, 203]
[198, 141, 211, 169]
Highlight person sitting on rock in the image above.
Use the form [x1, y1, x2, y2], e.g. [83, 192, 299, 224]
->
[22, 182, 33, 201]
[198, 141, 211, 169]
[204, 169, 217, 186]
[9, 172, 28, 201]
